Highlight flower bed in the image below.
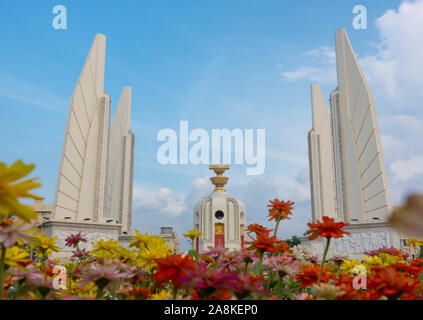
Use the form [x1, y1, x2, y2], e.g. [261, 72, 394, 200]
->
[1, 160, 422, 300]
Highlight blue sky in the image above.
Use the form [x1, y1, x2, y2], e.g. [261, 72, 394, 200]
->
[1, 0, 423, 250]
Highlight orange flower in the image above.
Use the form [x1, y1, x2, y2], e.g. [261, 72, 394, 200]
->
[367, 267, 422, 299]
[152, 254, 195, 286]
[267, 199, 294, 221]
[246, 224, 273, 235]
[295, 264, 332, 288]
[306, 216, 350, 240]
[126, 287, 151, 300]
[273, 241, 291, 254]
[246, 229, 280, 255]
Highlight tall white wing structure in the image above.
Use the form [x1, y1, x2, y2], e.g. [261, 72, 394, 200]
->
[105, 87, 134, 233]
[305, 29, 400, 257]
[334, 28, 392, 223]
[52, 34, 134, 233]
[308, 84, 337, 221]
[53, 34, 110, 222]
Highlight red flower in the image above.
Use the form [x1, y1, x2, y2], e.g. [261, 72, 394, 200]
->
[246, 229, 281, 255]
[295, 264, 332, 288]
[152, 254, 195, 286]
[126, 287, 151, 300]
[273, 241, 291, 254]
[306, 216, 350, 240]
[267, 199, 294, 221]
[367, 267, 422, 299]
[246, 224, 273, 235]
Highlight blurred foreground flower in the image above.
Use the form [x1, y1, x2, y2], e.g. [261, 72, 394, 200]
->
[0, 160, 42, 222]
[0, 218, 38, 248]
[389, 194, 423, 237]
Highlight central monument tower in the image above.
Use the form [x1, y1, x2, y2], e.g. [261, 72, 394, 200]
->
[193, 166, 246, 252]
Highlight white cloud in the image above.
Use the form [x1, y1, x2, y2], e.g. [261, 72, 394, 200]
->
[304, 46, 336, 64]
[280, 46, 336, 84]
[361, 0, 423, 108]
[281, 66, 336, 85]
[132, 175, 211, 218]
[391, 155, 423, 182]
[133, 185, 187, 216]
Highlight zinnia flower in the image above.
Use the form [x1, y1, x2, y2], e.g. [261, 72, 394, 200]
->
[295, 264, 332, 288]
[183, 229, 202, 241]
[0, 160, 42, 222]
[152, 254, 195, 286]
[65, 232, 87, 248]
[180, 263, 240, 299]
[4, 246, 30, 267]
[79, 262, 129, 290]
[0, 218, 37, 248]
[367, 266, 422, 299]
[246, 229, 281, 256]
[306, 216, 350, 240]
[312, 283, 346, 300]
[267, 199, 294, 221]
[246, 224, 273, 235]
[33, 234, 60, 255]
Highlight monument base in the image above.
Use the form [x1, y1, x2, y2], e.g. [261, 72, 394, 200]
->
[299, 222, 401, 260]
[41, 220, 132, 261]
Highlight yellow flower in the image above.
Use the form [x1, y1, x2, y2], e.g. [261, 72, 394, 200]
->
[135, 236, 171, 271]
[90, 238, 121, 260]
[33, 234, 60, 255]
[0, 160, 43, 222]
[183, 229, 202, 241]
[340, 259, 362, 274]
[73, 281, 97, 299]
[129, 230, 154, 250]
[149, 290, 172, 300]
[407, 237, 423, 248]
[4, 246, 30, 267]
[363, 255, 383, 270]
[115, 246, 137, 264]
[377, 253, 401, 266]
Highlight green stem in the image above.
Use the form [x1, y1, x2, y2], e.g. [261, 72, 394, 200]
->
[317, 237, 331, 285]
[96, 288, 104, 299]
[273, 218, 281, 238]
[173, 286, 177, 300]
[42, 253, 47, 281]
[0, 245, 6, 300]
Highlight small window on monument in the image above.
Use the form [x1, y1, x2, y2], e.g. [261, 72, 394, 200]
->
[215, 210, 224, 219]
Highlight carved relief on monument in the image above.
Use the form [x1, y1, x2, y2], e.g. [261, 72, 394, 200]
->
[332, 231, 390, 254]
[55, 231, 119, 251]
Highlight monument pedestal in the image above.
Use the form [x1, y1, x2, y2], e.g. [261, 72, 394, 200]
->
[41, 220, 131, 261]
[300, 222, 401, 260]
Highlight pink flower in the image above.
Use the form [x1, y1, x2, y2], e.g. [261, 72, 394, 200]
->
[180, 263, 240, 298]
[295, 292, 311, 300]
[79, 262, 129, 289]
[201, 246, 228, 259]
[263, 255, 299, 276]
[235, 273, 268, 298]
[0, 218, 36, 248]
[217, 252, 244, 272]
[11, 264, 44, 281]
[71, 247, 94, 261]
[65, 232, 87, 248]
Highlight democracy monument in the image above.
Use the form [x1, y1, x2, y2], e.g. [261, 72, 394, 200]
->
[41, 34, 135, 259]
[37, 29, 406, 259]
[302, 29, 401, 258]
